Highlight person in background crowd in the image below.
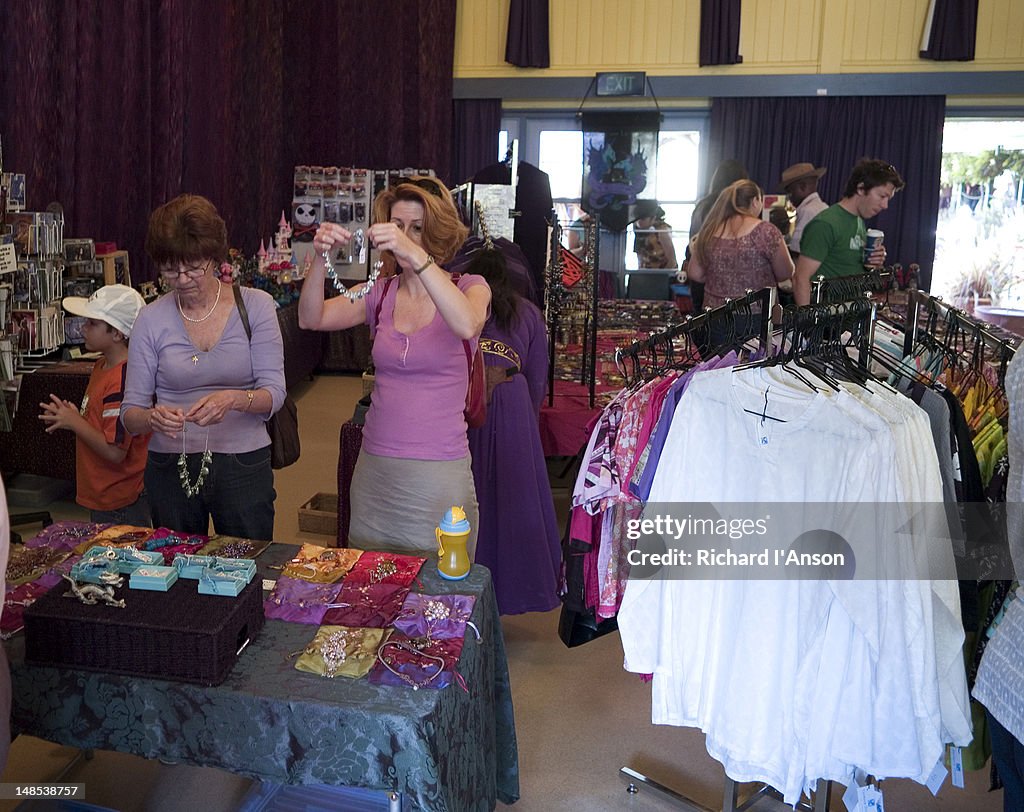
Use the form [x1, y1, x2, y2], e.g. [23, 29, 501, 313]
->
[686, 179, 793, 351]
[779, 162, 828, 256]
[122, 194, 286, 541]
[300, 176, 491, 557]
[681, 159, 749, 312]
[465, 243, 561, 614]
[39, 284, 151, 526]
[629, 199, 677, 300]
[793, 159, 904, 305]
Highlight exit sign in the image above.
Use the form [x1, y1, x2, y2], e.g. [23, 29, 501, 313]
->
[595, 71, 647, 97]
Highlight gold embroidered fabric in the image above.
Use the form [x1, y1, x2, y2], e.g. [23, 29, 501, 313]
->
[479, 338, 522, 371]
[283, 544, 363, 583]
[294, 625, 391, 679]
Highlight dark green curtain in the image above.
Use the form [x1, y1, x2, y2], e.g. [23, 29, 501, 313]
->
[0, 0, 457, 280]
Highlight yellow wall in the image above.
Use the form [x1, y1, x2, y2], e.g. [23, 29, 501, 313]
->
[455, 0, 1024, 79]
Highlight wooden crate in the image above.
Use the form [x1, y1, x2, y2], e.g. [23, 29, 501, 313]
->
[298, 492, 339, 537]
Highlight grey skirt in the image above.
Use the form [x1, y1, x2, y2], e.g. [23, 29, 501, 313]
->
[348, 450, 479, 560]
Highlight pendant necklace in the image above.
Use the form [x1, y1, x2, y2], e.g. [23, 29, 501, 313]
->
[178, 424, 213, 498]
[177, 281, 223, 323]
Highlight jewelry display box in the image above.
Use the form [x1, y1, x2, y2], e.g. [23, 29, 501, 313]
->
[129, 565, 179, 592]
[24, 575, 265, 686]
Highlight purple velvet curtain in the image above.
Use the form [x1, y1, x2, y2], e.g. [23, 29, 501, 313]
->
[505, 0, 550, 68]
[708, 95, 946, 290]
[0, 0, 456, 281]
[699, 0, 742, 67]
[920, 0, 979, 61]
[451, 99, 502, 185]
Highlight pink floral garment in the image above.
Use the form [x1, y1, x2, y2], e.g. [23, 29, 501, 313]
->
[702, 221, 786, 310]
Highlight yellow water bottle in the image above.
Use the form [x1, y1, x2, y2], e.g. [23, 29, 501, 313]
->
[436, 506, 471, 581]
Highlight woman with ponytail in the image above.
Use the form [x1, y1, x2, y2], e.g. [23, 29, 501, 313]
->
[687, 179, 794, 311]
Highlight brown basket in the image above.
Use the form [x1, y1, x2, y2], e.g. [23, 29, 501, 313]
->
[299, 492, 339, 536]
[24, 577, 265, 686]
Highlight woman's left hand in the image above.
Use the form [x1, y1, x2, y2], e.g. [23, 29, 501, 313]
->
[185, 391, 237, 426]
[366, 222, 422, 270]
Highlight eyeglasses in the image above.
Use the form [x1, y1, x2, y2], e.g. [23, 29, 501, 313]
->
[159, 261, 210, 279]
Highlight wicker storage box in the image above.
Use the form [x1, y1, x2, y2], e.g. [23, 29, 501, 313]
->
[299, 492, 339, 536]
[24, 576, 264, 686]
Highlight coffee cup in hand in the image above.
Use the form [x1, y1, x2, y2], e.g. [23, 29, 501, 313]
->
[863, 229, 884, 265]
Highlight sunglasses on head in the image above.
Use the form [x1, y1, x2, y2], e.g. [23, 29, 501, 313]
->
[392, 178, 445, 199]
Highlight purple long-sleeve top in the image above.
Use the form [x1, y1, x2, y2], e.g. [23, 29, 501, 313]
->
[121, 287, 287, 455]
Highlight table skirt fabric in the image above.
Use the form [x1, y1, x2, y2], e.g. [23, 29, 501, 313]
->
[7, 544, 519, 812]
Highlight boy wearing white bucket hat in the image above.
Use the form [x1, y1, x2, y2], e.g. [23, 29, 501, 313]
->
[38, 284, 152, 525]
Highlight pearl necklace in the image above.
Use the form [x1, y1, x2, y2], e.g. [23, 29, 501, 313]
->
[176, 281, 223, 323]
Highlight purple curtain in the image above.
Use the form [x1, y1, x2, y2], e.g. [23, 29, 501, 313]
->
[451, 99, 502, 185]
[505, 0, 550, 68]
[920, 0, 979, 61]
[708, 96, 946, 290]
[700, 0, 742, 67]
[0, 0, 456, 281]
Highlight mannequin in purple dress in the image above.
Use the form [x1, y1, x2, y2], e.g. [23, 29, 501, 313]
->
[466, 245, 561, 615]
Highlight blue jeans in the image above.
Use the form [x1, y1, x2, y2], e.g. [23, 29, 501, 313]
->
[90, 492, 152, 527]
[144, 447, 276, 541]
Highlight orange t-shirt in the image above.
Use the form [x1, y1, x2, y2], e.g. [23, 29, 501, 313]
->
[76, 359, 150, 511]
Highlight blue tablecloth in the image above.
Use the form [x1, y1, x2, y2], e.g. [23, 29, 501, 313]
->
[6, 544, 519, 812]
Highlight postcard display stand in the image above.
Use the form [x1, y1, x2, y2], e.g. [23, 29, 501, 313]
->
[290, 165, 436, 283]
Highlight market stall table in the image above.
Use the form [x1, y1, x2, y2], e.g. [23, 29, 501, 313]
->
[6, 543, 519, 812]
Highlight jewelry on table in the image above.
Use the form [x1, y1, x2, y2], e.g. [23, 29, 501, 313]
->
[312, 629, 349, 677]
[376, 640, 444, 691]
[323, 250, 382, 300]
[61, 574, 126, 609]
[176, 280, 223, 323]
[178, 425, 213, 498]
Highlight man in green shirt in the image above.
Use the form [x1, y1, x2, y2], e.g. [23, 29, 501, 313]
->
[794, 159, 905, 305]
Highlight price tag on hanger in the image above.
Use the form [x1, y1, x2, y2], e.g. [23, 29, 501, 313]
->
[925, 756, 948, 795]
[950, 745, 965, 788]
[857, 783, 885, 811]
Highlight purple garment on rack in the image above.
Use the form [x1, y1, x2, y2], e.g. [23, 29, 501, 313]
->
[629, 351, 739, 501]
[394, 593, 477, 640]
[264, 576, 345, 625]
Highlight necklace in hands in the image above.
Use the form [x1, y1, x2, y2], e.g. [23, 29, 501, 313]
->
[323, 251, 382, 301]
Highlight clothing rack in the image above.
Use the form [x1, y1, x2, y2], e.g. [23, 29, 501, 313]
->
[617, 296, 888, 812]
[614, 287, 775, 388]
[901, 290, 1018, 386]
[812, 268, 894, 305]
[772, 295, 877, 371]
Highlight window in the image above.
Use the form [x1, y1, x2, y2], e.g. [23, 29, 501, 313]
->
[504, 111, 707, 276]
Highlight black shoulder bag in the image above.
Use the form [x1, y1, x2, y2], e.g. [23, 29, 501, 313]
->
[232, 284, 300, 469]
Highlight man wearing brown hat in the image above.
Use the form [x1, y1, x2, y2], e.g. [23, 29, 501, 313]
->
[780, 162, 828, 256]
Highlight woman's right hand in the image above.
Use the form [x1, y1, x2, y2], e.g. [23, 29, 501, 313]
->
[150, 404, 186, 438]
[313, 223, 353, 255]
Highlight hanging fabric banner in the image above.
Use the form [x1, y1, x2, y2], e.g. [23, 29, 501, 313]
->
[580, 112, 660, 232]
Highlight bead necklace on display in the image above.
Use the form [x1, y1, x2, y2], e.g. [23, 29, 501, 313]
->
[176, 281, 223, 323]
[178, 426, 213, 498]
[323, 251, 383, 301]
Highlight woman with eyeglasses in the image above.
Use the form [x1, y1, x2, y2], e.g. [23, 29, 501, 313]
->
[300, 176, 491, 557]
[121, 194, 286, 540]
